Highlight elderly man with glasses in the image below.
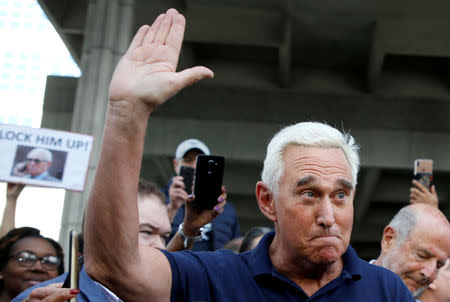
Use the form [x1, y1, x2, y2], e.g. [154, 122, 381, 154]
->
[12, 148, 60, 182]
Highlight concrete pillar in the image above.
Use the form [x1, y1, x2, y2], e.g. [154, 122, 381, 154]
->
[58, 0, 135, 258]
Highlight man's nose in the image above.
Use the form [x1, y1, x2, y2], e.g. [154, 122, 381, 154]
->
[420, 261, 438, 281]
[316, 198, 335, 229]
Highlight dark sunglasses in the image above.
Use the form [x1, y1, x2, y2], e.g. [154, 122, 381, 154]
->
[26, 158, 47, 164]
[10, 251, 60, 271]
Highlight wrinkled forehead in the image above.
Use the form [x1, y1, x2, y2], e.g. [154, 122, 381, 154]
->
[283, 145, 353, 183]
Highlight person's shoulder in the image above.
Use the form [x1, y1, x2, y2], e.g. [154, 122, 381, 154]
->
[163, 248, 242, 269]
[11, 273, 68, 302]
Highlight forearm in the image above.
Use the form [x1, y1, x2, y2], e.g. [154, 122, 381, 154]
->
[84, 101, 149, 283]
[0, 198, 17, 237]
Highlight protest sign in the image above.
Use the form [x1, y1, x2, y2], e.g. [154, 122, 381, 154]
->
[0, 124, 93, 191]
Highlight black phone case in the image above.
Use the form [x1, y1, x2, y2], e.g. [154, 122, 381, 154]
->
[193, 155, 224, 210]
[180, 166, 195, 195]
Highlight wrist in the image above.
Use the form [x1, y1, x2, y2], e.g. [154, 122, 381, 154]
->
[181, 222, 200, 237]
[177, 223, 203, 248]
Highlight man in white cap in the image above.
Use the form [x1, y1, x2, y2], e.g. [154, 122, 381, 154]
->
[163, 138, 241, 251]
[166, 138, 211, 220]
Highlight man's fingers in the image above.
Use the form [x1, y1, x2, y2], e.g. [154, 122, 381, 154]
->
[42, 289, 79, 302]
[27, 284, 70, 300]
[412, 180, 427, 192]
[165, 12, 186, 55]
[127, 25, 150, 52]
[155, 9, 178, 44]
[143, 13, 165, 45]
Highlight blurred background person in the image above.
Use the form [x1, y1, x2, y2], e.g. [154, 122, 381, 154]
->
[164, 138, 240, 251]
[0, 227, 64, 302]
[238, 226, 272, 253]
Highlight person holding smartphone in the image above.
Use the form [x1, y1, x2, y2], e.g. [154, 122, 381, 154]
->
[163, 138, 241, 251]
[164, 138, 210, 222]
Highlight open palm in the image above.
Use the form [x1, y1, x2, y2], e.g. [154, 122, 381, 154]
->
[109, 9, 213, 111]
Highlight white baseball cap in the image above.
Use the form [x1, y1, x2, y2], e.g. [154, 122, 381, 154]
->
[175, 138, 210, 159]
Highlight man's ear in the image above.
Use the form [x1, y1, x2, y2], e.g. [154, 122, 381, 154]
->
[381, 226, 397, 252]
[256, 181, 277, 222]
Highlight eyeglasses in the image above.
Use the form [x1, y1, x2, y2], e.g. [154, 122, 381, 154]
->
[26, 158, 46, 164]
[10, 251, 60, 271]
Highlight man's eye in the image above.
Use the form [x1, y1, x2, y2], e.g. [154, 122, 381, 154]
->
[336, 192, 346, 199]
[303, 191, 315, 198]
[417, 254, 427, 260]
[140, 231, 152, 236]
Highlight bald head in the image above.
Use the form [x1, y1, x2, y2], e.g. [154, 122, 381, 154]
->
[376, 203, 450, 297]
[388, 203, 450, 245]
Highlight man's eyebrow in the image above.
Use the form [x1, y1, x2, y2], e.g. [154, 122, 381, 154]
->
[337, 179, 354, 190]
[296, 175, 316, 187]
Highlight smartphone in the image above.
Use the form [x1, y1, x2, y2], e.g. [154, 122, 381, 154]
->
[62, 230, 79, 301]
[414, 159, 433, 191]
[179, 166, 195, 195]
[193, 155, 225, 210]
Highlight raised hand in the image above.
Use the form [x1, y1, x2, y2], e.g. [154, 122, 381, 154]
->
[409, 180, 438, 207]
[109, 8, 214, 114]
[182, 186, 227, 236]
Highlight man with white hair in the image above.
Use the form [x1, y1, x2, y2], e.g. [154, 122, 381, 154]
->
[13, 148, 60, 182]
[372, 204, 450, 299]
[83, 8, 414, 301]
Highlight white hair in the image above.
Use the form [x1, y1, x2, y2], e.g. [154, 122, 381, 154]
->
[261, 122, 360, 196]
[387, 206, 417, 246]
[28, 148, 53, 162]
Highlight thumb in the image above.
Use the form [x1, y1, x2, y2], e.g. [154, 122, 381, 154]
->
[176, 66, 214, 89]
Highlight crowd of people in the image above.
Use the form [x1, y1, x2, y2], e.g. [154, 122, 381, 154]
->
[1, 8, 449, 302]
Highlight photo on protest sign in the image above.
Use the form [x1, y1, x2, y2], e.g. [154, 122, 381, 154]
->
[10, 145, 68, 182]
[0, 123, 93, 191]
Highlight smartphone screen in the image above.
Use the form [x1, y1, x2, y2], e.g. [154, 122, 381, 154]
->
[179, 166, 195, 195]
[193, 155, 224, 210]
[414, 159, 433, 190]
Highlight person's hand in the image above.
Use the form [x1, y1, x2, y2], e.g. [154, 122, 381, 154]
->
[168, 176, 189, 211]
[12, 161, 28, 177]
[6, 183, 25, 201]
[182, 186, 227, 236]
[108, 8, 213, 115]
[22, 283, 79, 302]
[409, 180, 438, 207]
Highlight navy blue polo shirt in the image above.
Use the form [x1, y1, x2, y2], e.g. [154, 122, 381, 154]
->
[163, 232, 414, 302]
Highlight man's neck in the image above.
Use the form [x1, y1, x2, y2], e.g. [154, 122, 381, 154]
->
[269, 235, 344, 297]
